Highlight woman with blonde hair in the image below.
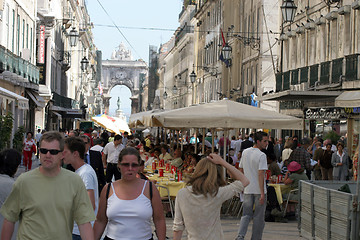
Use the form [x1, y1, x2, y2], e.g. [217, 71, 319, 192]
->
[282, 139, 293, 163]
[173, 153, 249, 240]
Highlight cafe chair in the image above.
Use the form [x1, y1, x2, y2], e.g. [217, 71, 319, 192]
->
[156, 185, 174, 218]
[282, 188, 299, 218]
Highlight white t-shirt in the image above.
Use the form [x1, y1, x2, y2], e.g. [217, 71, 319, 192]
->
[103, 142, 124, 164]
[239, 147, 268, 194]
[73, 164, 99, 236]
[35, 133, 42, 143]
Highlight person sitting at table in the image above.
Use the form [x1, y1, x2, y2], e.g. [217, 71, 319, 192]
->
[93, 147, 166, 240]
[283, 161, 308, 201]
[170, 147, 183, 168]
[159, 144, 172, 163]
[183, 153, 200, 174]
[263, 150, 281, 177]
[137, 159, 149, 180]
[173, 153, 249, 240]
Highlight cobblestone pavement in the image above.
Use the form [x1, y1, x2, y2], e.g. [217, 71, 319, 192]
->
[164, 216, 302, 239]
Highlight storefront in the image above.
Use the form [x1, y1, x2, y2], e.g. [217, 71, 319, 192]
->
[335, 91, 360, 158]
[0, 86, 29, 147]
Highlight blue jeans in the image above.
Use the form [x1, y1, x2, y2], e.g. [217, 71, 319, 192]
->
[72, 234, 82, 240]
[236, 194, 267, 240]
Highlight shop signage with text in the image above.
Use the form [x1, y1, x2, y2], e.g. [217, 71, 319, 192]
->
[305, 108, 347, 120]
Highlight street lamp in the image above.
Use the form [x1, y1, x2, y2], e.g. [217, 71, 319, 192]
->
[80, 57, 89, 72]
[222, 43, 232, 61]
[69, 27, 79, 47]
[172, 85, 178, 95]
[189, 70, 196, 83]
[281, 0, 297, 23]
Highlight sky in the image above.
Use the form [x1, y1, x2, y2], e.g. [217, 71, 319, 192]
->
[86, 0, 183, 120]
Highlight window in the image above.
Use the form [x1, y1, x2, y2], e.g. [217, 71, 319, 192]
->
[30, 27, 33, 62]
[12, 10, 15, 52]
[17, 14, 20, 55]
[26, 24, 29, 49]
[22, 19, 25, 50]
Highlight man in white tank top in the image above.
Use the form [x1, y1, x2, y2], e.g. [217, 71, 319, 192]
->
[63, 137, 99, 240]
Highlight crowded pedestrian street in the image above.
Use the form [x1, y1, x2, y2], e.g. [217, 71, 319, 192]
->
[2, 0, 360, 239]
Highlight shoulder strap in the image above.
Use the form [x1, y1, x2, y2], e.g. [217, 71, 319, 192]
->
[106, 182, 112, 200]
[149, 181, 153, 200]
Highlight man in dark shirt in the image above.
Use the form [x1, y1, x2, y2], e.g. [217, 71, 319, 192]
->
[287, 137, 312, 179]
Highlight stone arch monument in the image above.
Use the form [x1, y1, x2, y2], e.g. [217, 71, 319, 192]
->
[101, 43, 148, 115]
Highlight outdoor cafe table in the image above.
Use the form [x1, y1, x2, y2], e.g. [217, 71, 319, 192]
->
[147, 173, 186, 197]
[268, 183, 291, 205]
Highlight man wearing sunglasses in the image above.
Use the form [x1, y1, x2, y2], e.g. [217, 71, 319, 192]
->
[0, 131, 95, 240]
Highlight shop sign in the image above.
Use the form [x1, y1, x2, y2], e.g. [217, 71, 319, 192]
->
[305, 108, 346, 120]
[38, 25, 45, 64]
[344, 108, 360, 114]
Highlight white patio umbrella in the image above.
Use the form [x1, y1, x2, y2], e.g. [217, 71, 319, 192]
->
[153, 99, 303, 130]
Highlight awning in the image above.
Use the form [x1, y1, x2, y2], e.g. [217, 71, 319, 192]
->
[52, 111, 62, 120]
[49, 105, 83, 118]
[335, 91, 360, 108]
[0, 86, 29, 110]
[258, 90, 342, 102]
[26, 90, 46, 108]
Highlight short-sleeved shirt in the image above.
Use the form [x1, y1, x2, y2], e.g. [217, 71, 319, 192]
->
[73, 164, 99, 236]
[103, 142, 124, 164]
[239, 147, 268, 194]
[23, 139, 36, 151]
[0, 168, 95, 240]
[173, 181, 244, 240]
[159, 153, 172, 162]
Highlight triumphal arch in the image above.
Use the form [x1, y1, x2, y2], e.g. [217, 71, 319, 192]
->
[101, 43, 148, 114]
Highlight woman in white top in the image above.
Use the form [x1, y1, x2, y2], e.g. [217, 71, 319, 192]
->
[93, 147, 166, 240]
[173, 153, 249, 240]
[281, 139, 293, 164]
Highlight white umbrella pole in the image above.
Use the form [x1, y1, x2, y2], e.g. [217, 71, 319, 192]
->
[180, 130, 183, 151]
[211, 129, 215, 153]
[223, 130, 228, 180]
[202, 128, 205, 155]
[195, 129, 198, 154]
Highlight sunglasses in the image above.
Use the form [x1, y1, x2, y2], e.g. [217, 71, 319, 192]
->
[39, 148, 62, 155]
[119, 163, 140, 168]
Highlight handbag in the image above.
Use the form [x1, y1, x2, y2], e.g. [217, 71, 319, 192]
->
[31, 144, 36, 153]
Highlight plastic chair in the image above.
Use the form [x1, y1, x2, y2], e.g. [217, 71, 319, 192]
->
[282, 188, 299, 217]
[156, 185, 174, 218]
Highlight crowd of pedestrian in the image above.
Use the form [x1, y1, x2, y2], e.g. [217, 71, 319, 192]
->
[0, 125, 355, 240]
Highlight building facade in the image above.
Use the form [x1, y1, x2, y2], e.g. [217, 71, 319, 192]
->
[260, 0, 360, 156]
[0, 0, 39, 144]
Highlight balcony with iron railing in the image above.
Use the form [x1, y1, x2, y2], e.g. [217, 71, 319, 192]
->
[52, 91, 74, 109]
[175, 23, 193, 46]
[275, 54, 360, 92]
[319, 61, 330, 85]
[345, 54, 359, 81]
[0, 45, 39, 84]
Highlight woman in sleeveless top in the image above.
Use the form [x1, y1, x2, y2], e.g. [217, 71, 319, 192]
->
[93, 147, 166, 240]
